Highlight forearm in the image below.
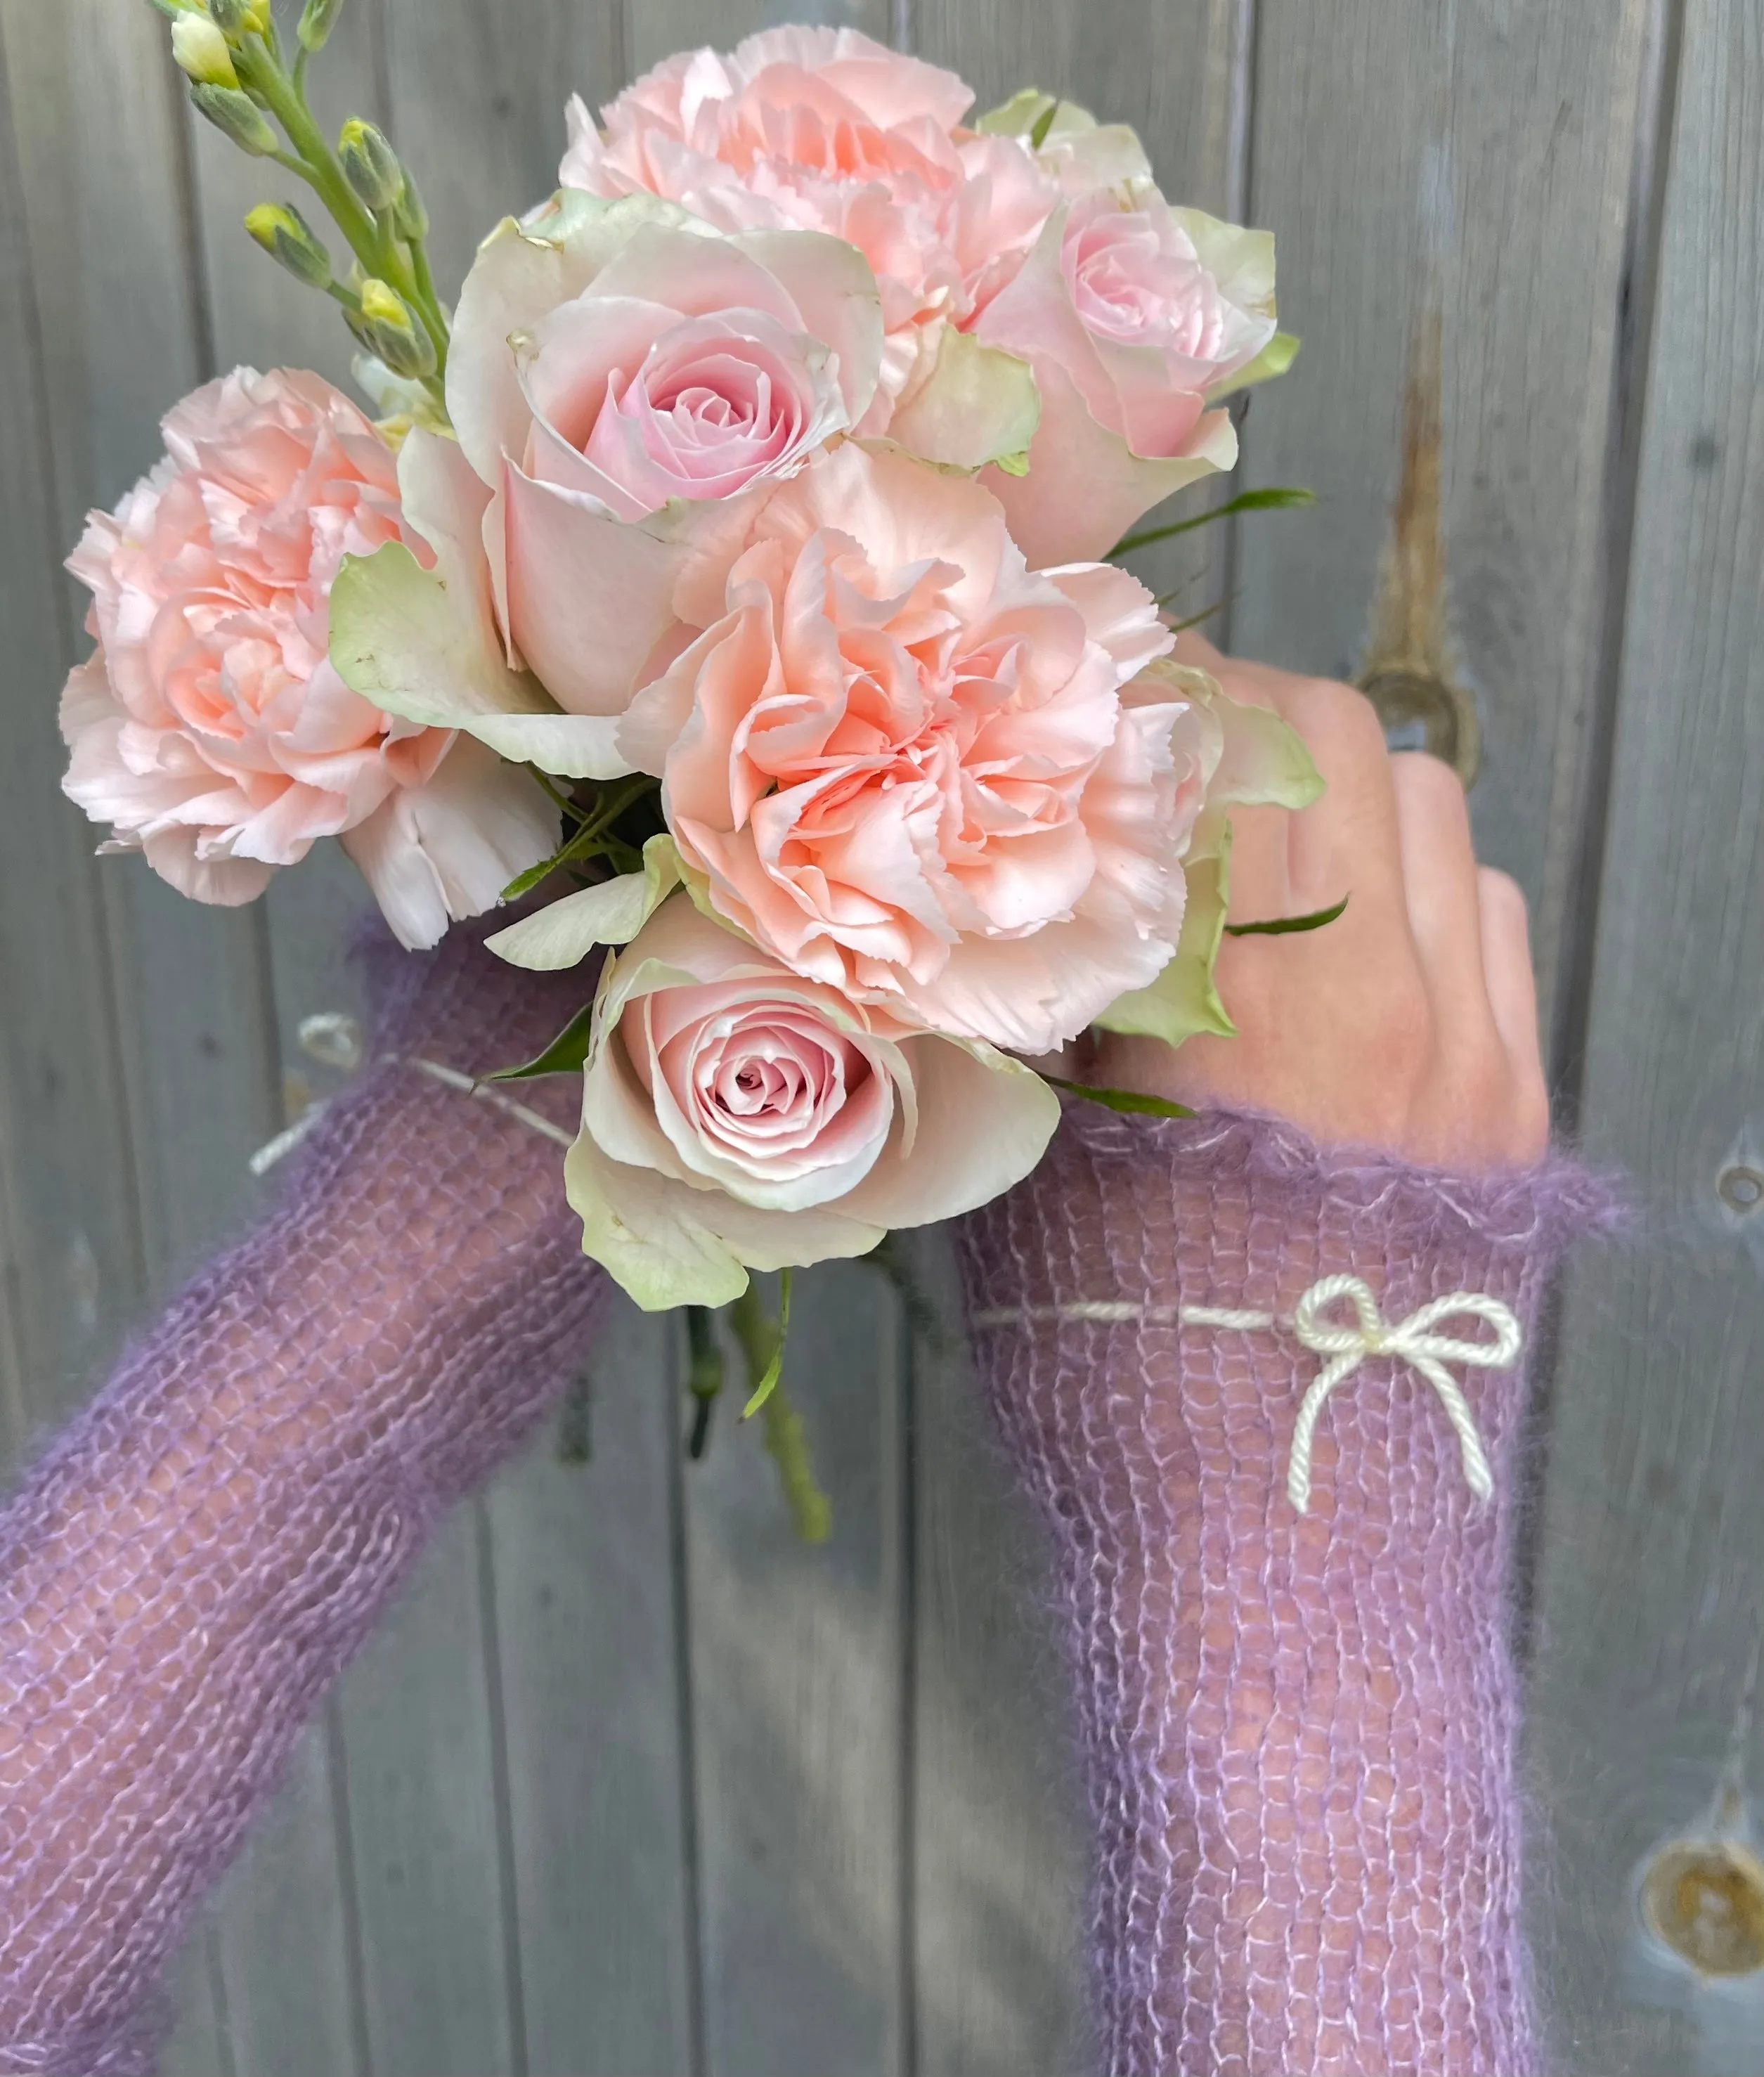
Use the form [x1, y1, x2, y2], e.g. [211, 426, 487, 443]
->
[0, 946, 609, 2075]
[960, 1102, 1616, 2077]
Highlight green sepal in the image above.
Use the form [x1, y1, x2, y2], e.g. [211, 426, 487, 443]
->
[483, 1000, 595, 1082]
[740, 1267, 793, 1418]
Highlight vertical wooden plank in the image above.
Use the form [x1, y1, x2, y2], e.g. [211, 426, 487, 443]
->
[905, 1235, 1091, 2077]
[688, 1266, 906, 2077]
[0, 0, 153, 1438]
[1236, 0, 1656, 1032]
[1526, 0, 1764, 2068]
[902, 6, 1245, 2062]
[486, 1301, 695, 2076]
[380, 0, 624, 295]
[627, 0, 890, 81]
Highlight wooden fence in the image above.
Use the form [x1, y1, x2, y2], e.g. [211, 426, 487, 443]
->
[1, 0, 1759, 2071]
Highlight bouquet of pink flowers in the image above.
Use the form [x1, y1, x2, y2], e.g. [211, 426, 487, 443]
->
[62, 1, 1328, 1489]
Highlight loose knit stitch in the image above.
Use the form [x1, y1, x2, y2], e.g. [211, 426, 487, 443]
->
[959, 1101, 1619, 2077]
[0, 921, 610, 2076]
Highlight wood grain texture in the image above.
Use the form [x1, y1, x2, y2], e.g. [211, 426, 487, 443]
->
[1526, 0, 1764, 2067]
[1236, 0, 1656, 1035]
[905, 1234, 1091, 2077]
[686, 1267, 907, 2077]
[626, 0, 890, 82]
[486, 1302, 696, 2076]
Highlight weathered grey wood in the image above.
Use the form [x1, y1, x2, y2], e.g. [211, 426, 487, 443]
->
[1236, 0, 1657, 1040]
[486, 1299, 695, 2076]
[904, 6, 1247, 2059]
[380, 0, 624, 292]
[687, 1266, 907, 2077]
[905, 1234, 1091, 2077]
[0, 0, 155, 1436]
[1526, 0, 1764, 2066]
[627, 0, 890, 82]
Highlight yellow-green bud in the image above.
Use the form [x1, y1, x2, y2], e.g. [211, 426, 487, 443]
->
[171, 14, 239, 88]
[297, 0, 345, 52]
[245, 202, 332, 288]
[392, 171, 429, 242]
[351, 278, 436, 380]
[339, 119, 403, 214]
[190, 82, 278, 156]
[207, 0, 250, 33]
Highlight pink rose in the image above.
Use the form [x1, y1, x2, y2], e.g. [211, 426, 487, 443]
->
[617, 442, 1191, 1056]
[566, 894, 1058, 1307]
[559, 27, 1055, 427]
[974, 188, 1278, 562]
[60, 368, 557, 947]
[441, 193, 883, 728]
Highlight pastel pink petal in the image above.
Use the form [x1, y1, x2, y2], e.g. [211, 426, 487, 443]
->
[502, 459, 686, 716]
[729, 227, 883, 423]
[589, 222, 805, 330]
[1043, 564, 1174, 678]
[523, 294, 677, 452]
[981, 356, 1237, 565]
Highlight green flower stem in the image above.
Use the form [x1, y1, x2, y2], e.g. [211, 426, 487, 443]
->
[760, 1385, 832, 1545]
[233, 34, 449, 395]
[728, 1283, 830, 1544]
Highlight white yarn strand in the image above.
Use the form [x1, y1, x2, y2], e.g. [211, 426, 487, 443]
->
[973, 1273, 1522, 1514]
[249, 1039, 576, 1175]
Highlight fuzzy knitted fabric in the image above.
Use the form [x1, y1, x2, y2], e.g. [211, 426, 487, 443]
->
[959, 1101, 1619, 2077]
[0, 920, 610, 2077]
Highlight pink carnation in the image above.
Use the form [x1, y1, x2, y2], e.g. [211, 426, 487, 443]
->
[60, 368, 557, 947]
[559, 27, 1053, 424]
[618, 442, 1194, 1056]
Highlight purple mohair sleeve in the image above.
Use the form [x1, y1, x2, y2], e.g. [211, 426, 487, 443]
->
[958, 1101, 1621, 2077]
[0, 921, 611, 2077]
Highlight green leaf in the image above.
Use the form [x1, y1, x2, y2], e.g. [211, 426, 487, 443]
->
[1226, 893, 1349, 938]
[483, 1000, 595, 1082]
[1042, 1076, 1196, 1119]
[1028, 98, 1060, 149]
[1111, 486, 1315, 559]
[739, 1267, 793, 1419]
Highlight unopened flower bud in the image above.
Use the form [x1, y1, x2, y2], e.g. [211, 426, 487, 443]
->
[190, 82, 278, 156]
[245, 202, 332, 288]
[353, 278, 436, 380]
[171, 14, 239, 88]
[297, 0, 345, 52]
[392, 171, 429, 242]
[339, 118, 403, 215]
[206, 0, 250, 32]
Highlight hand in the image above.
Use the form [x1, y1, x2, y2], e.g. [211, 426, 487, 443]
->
[1088, 635, 1551, 1168]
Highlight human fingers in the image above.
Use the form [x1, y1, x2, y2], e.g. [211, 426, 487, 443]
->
[1266, 675, 1407, 922]
[1389, 753, 1494, 1042]
[1476, 867, 1550, 1158]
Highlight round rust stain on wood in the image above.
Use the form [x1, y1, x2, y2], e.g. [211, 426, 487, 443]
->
[1361, 668, 1481, 785]
[1640, 1838, 1764, 1977]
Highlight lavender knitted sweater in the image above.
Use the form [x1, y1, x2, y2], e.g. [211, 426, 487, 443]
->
[960, 1101, 1616, 2076]
[0, 925, 1611, 2076]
